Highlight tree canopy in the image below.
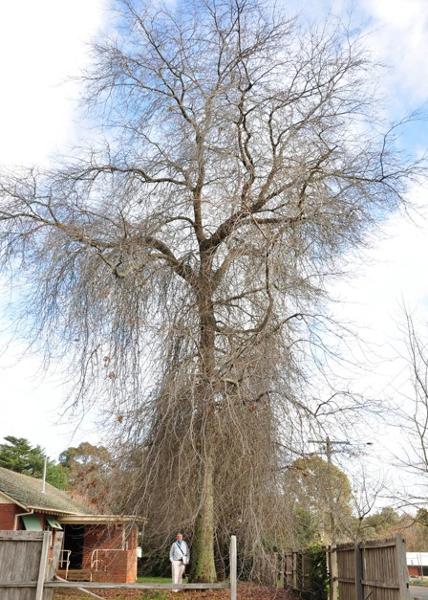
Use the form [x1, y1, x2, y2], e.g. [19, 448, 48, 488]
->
[283, 455, 353, 546]
[59, 442, 112, 509]
[0, 436, 68, 489]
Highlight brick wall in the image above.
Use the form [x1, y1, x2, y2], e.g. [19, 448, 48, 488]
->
[82, 524, 138, 583]
[82, 524, 123, 569]
[91, 549, 137, 583]
[0, 503, 20, 529]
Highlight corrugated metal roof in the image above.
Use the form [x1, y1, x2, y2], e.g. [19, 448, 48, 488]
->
[0, 466, 93, 516]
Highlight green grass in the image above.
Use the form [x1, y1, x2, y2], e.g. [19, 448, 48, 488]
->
[137, 576, 172, 584]
[410, 577, 428, 587]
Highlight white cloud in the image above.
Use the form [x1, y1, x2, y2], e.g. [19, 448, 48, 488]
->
[330, 182, 428, 389]
[360, 0, 428, 107]
[0, 342, 101, 458]
[0, 1, 107, 165]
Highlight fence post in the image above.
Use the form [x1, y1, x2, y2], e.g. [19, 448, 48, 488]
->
[279, 553, 285, 588]
[395, 534, 410, 600]
[293, 552, 297, 590]
[330, 545, 338, 600]
[48, 531, 64, 580]
[36, 530, 51, 600]
[230, 535, 237, 600]
[326, 546, 331, 598]
[284, 553, 290, 588]
[354, 543, 363, 600]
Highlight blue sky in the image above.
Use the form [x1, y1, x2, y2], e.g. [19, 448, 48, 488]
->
[0, 0, 427, 507]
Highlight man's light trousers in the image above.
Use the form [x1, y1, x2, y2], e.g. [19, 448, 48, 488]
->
[171, 560, 185, 591]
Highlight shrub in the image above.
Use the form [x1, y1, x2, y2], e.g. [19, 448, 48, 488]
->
[306, 545, 328, 600]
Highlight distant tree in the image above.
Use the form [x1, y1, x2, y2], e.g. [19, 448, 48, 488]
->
[45, 462, 68, 490]
[292, 507, 321, 548]
[0, 436, 41, 473]
[59, 442, 112, 508]
[404, 510, 428, 551]
[363, 506, 401, 535]
[354, 507, 428, 550]
[0, 435, 68, 489]
[59, 441, 110, 470]
[283, 455, 353, 545]
[416, 508, 428, 527]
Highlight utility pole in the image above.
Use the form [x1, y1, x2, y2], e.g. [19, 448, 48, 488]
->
[41, 455, 48, 494]
[325, 437, 338, 600]
[308, 437, 340, 600]
[307, 438, 372, 600]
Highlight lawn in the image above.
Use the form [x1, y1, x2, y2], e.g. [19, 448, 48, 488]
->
[137, 576, 172, 584]
[410, 577, 428, 587]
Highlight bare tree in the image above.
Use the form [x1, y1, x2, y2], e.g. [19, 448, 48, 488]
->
[350, 467, 386, 541]
[0, 0, 421, 581]
[394, 310, 428, 509]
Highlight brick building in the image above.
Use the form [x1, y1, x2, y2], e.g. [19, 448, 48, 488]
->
[407, 552, 428, 577]
[0, 466, 139, 583]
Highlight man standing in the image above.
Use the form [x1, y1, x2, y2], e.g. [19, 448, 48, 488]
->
[170, 532, 190, 592]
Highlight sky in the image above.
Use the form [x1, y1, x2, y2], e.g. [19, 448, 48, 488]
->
[0, 0, 108, 456]
[0, 0, 427, 506]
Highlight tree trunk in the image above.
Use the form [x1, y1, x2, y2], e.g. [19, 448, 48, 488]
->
[190, 455, 217, 582]
[190, 265, 217, 582]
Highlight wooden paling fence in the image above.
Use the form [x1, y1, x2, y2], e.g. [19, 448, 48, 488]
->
[0, 531, 238, 600]
[252, 552, 284, 587]
[337, 535, 409, 600]
[285, 534, 410, 600]
[284, 550, 313, 593]
[0, 530, 63, 600]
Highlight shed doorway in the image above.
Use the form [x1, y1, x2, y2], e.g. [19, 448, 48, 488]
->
[63, 524, 85, 569]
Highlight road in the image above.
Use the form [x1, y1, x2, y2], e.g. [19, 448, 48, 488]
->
[410, 587, 428, 599]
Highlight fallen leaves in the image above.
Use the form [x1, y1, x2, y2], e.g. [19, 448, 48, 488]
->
[54, 582, 292, 600]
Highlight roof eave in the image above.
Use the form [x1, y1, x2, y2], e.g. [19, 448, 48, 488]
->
[26, 506, 86, 517]
[58, 514, 145, 525]
[0, 490, 29, 511]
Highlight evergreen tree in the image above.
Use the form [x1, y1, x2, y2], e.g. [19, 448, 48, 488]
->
[0, 435, 68, 489]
